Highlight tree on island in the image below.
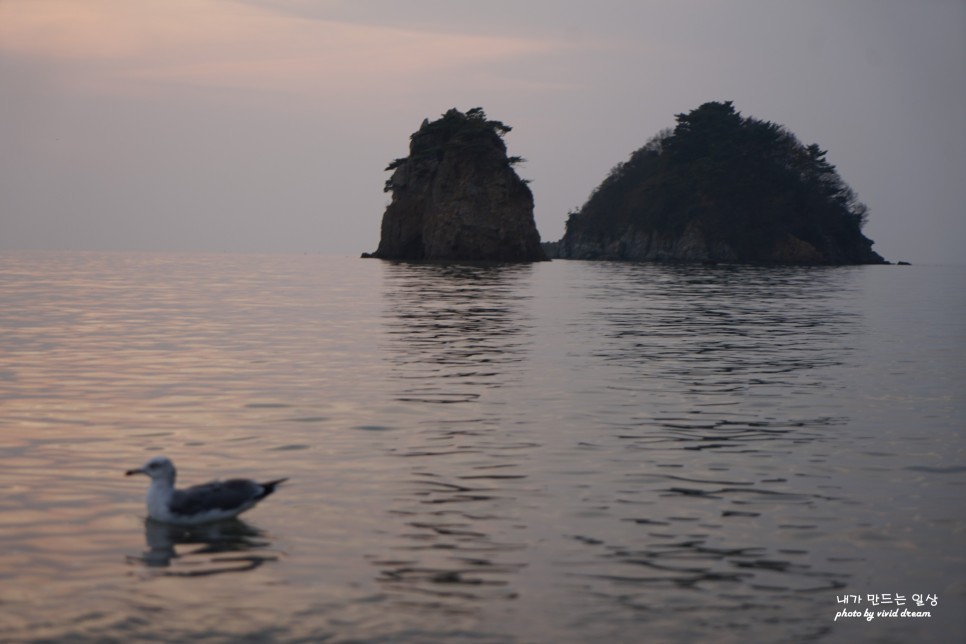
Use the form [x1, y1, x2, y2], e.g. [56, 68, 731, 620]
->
[558, 101, 883, 264]
[383, 107, 514, 191]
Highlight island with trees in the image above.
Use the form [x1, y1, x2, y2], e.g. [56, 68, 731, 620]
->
[364, 108, 547, 262]
[551, 101, 886, 264]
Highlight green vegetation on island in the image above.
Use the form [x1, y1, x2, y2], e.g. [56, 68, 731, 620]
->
[556, 101, 885, 264]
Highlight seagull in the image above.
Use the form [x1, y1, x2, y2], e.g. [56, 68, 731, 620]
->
[126, 455, 287, 525]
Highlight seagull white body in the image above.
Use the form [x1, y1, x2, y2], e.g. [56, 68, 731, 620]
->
[126, 455, 287, 526]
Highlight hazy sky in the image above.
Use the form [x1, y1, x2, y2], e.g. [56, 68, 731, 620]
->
[1, 0, 964, 263]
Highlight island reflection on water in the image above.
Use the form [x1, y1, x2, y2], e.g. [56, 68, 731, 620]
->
[0, 251, 962, 643]
[373, 262, 536, 606]
[366, 262, 862, 639]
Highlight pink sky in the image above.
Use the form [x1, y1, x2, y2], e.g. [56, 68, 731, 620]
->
[2, 0, 964, 262]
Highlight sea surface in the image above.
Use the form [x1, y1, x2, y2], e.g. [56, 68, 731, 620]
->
[0, 251, 963, 643]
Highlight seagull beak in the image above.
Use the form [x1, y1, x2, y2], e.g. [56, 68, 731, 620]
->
[125, 468, 145, 477]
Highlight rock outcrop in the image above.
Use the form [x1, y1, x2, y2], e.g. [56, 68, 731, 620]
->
[366, 108, 547, 262]
[554, 101, 886, 265]
[556, 222, 883, 264]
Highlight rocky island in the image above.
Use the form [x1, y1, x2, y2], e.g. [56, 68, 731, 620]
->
[553, 101, 886, 264]
[365, 108, 547, 262]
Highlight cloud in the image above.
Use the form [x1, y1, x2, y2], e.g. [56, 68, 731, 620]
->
[0, 0, 144, 59]
[0, 0, 562, 98]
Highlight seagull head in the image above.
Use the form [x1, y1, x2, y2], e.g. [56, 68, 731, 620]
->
[126, 455, 176, 484]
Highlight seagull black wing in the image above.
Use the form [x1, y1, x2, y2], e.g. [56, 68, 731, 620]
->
[169, 478, 286, 516]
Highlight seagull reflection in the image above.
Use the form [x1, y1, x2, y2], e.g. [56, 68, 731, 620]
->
[131, 518, 279, 576]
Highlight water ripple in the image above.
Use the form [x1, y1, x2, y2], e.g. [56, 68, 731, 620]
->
[2, 253, 963, 643]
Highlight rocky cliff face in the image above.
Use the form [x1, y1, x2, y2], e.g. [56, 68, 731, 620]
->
[557, 222, 884, 264]
[367, 108, 547, 262]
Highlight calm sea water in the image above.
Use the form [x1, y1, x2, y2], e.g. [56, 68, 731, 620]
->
[0, 251, 963, 643]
